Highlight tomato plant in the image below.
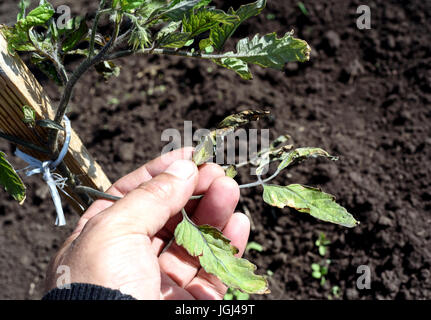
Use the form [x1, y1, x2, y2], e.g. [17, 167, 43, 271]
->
[0, 0, 358, 295]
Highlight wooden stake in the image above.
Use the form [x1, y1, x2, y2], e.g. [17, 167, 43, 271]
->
[0, 32, 111, 214]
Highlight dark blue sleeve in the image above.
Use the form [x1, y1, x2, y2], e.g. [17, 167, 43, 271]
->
[42, 283, 137, 300]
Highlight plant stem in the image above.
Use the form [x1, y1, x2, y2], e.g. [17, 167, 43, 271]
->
[0, 131, 50, 154]
[239, 171, 278, 189]
[104, 48, 239, 61]
[48, 36, 115, 153]
[89, 0, 107, 58]
[75, 185, 122, 201]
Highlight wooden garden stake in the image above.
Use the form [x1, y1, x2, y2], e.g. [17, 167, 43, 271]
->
[0, 32, 111, 214]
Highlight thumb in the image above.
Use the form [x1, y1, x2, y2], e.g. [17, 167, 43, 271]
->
[100, 159, 198, 237]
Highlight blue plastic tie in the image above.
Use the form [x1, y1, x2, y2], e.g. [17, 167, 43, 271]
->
[15, 116, 75, 226]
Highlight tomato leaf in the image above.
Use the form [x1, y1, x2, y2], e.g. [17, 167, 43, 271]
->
[210, 0, 267, 51]
[213, 57, 252, 80]
[182, 7, 239, 38]
[22, 105, 35, 126]
[192, 135, 214, 166]
[175, 211, 269, 294]
[277, 147, 338, 171]
[217, 110, 269, 130]
[225, 165, 237, 179]
[263, 184, 359, 227]
[21, 1, 55, 29]
[0, 152, 26, 204]
[158, 31, 191, 48]
[220, 31, 310, 72]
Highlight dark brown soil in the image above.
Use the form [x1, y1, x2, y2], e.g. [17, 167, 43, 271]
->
[0, 0, 430, 300]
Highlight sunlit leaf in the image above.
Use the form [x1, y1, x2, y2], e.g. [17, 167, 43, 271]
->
[158, 32, 191, 48]
[182, 7, 239, 38]
[156, 21, 182, 40]
[277, 147, 338, 171]
[193, 135, 214, 166]
[61, 18, 89, 52]
[252, 135, 293, 175]
[210, 0, 266, 51]
[162, 0, 202, 21]
[220, 31, 310, 72]
[22, 105, 35, 126]
[17, 0, 31, 22]
[30, 53, 62, 85]
[120, 0, 145, 12]
[225, 165, 237, 179]
[95, 61, 121, 81]
[217, 110, 270, 130]
[246, 241, 263, 252]
[263, 184, 359, 227]
[175, 212, 269, 294]
[129, 19, 151, 50]
[0, 152, 26, 204]
[213, 57, 252, 80]
[21, 2, 55, 29]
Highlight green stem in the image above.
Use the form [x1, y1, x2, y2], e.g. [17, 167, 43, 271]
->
[75, 186, 122, 201]
[0, 131, 50, 154]
[104, 47, 238, 61]
[89, 0, 108, 58]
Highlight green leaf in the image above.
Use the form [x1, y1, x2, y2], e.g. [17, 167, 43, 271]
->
[210, 0, 267, 51]
[297, 1, 309, 16]
[129, 20, 151, 50]
[158, 32, 191, 48]
[94, 61, 121, 81]
[121, 0, 145, 12]
[217, 110, 269, 130]
[174, 212, 269, 294]
[2, 25, 36, 53]
[36, 119, 65, 131]
[224, 31, 311, 71]
[162, 0, 202, 21]
[253, 135, 293, 175]
[277, 147, 338, 171]
[193, 135, 214, 166]
[22, 105, 35, 126]
[318, 246, 326, 256]
[156, 21, 182, 40]
[184, 39, 194, 46]
[246, 241, 263, 252]
[225, 165, 237, 179]
[223, 291, 234, 300]
[199, 38, 212, 51]
[263, 184, 359, 227]
[61, 18, 89, 52]
[0, 152, 26, 204]
[22, 2, 55, 29]
[311, 263, 320, 272]
[182, 7, 239, 38]
[17, 0, 31, 21]
[30, 53, 62, 85]
[213, 57, 252, 80]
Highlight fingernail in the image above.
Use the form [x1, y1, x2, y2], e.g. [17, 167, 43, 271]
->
[164, 160, 196, 180]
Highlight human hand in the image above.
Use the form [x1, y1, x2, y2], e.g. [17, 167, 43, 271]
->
[45, 148, 250, 300]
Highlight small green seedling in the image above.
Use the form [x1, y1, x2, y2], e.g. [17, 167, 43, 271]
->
[311, 259, 330, 286]
[224, 287, 250, 300]
[266, 13, 276, 20]
[297, 2, 309, 16]
[315, 232, 330, 257]
[246, 241, 264, 253]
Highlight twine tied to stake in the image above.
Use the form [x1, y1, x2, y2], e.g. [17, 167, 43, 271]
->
[15, 116, 78, 226]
